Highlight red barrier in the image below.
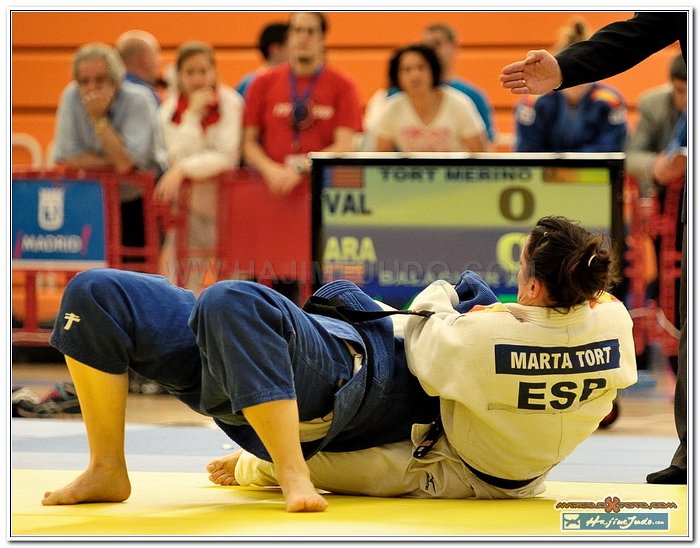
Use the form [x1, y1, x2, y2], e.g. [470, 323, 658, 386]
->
[650, 176, 684, 328]
[12, 167, 165, 345]
[623, 174, 681, 360]
[162, 168, 313, 302]
[220, 168, 313, 299]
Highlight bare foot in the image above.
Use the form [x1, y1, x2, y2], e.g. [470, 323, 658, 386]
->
[280, 475, 329, 513]
[207, 450, 327, 512]
[207, 450, 242, 486]
[42, 465, 131, 505]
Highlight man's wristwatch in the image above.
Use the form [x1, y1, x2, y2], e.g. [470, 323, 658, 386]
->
[93, 117, 109, 134]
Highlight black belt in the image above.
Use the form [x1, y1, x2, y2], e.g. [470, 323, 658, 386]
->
[302, 295, 434, 323]
[461, 459, 539, 490]
[413, 417, 540, 490]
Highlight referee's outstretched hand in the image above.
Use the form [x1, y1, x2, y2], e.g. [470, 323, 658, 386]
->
[499, 49, 563, 96]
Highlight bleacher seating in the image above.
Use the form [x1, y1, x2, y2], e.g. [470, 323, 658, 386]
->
[11, 11, 683, 353]
[12, 133, 43, 169]
[11, 11, 680, 159]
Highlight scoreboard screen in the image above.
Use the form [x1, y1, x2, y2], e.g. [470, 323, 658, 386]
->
[311, 152, 624, 309]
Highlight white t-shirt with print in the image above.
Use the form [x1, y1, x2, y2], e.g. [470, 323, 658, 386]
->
[375, 86, 485, 152]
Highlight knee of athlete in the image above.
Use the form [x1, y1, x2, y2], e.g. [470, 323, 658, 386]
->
[191, 280, 284, 327]
[196, 280, 278, 322]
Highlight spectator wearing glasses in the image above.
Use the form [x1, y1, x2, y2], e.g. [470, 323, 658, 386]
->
[242, 11, 363, 302]
[53, 42, 167, 253]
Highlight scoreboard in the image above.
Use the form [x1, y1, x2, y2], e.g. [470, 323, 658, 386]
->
[311, 152, 625, 308]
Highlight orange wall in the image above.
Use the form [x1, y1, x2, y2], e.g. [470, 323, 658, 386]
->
[12, 10, 681, 160]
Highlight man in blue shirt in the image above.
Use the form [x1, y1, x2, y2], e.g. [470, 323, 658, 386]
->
[53, 42, 167, 249]
[53, 43, 166, 179]
[235, 22, 288, 99]
[116, 29, 164, 106]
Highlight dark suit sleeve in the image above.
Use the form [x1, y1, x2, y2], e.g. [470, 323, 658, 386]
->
[556, 12, 687, 89]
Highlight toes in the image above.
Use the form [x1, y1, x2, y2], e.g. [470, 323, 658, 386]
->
[208, 473, 222, 485]
[208, 470, 228, 485]
[206, 461, 221, 472]
[208, 469, 238, 486]
[42, 491, 57, 505]
[286, 495, 328, 513]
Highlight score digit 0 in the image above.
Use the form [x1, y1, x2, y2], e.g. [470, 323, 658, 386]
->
[499, 186, 535, 221]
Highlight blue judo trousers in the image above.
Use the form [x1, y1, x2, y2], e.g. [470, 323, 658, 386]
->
[50, 268, 496, 461]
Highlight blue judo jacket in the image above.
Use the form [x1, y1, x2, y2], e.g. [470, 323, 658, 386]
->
[215, 273, 497, 461]
[214, 279, 440, 461]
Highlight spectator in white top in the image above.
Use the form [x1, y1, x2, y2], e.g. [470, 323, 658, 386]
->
[374, 44, 488, 153]
[156, 41, 244, 292]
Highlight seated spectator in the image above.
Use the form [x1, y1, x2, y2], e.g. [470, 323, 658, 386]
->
[374, 44, 488, 153]
[363, 22, 495, 150]
[235, 22, 289, 98]
[625, 54, 686, 334]
[514, 18, 628, 153]
[653, 111, 687, 184]
[156, 41, 244, 293]
[52, 42, 167, 252]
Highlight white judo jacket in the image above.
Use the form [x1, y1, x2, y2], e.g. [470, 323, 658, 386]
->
[235, 279, 637, 499]
[403, 280, 637, 482]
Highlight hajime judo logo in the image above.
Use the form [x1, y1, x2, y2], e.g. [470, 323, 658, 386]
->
[38, 187, 66, 231]
[563, 514, 581, 529]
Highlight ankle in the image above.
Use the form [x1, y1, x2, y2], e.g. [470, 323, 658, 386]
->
[88, 457, 128, 473]
[276, 463, 311, 485]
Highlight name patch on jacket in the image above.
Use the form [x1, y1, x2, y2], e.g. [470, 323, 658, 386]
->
[495, 339, 620, 375]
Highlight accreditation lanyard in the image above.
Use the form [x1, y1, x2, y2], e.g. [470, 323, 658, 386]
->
[289, 66, 324, 152]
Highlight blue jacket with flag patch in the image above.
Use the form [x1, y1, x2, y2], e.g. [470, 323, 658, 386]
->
[515, 83, 627, 153]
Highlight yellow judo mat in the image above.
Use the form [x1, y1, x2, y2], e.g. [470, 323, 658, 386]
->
[11, 469, 688, 539]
